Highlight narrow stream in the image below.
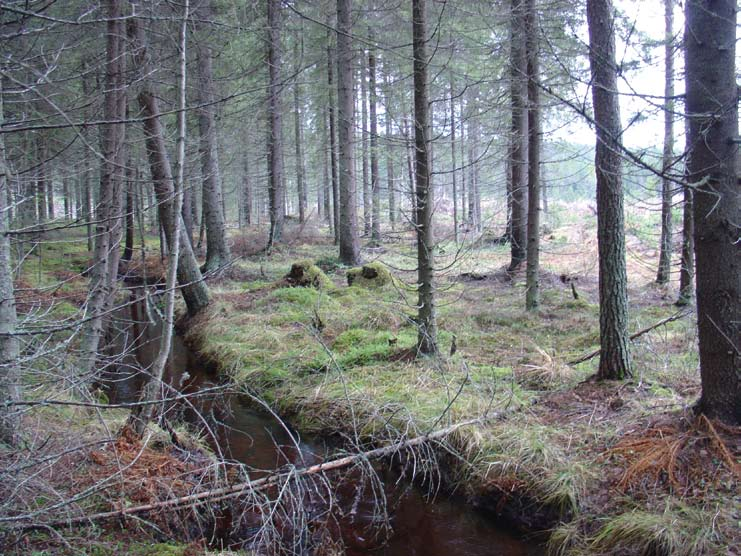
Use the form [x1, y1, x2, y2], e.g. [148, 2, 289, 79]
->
[103, 289, 541, 555]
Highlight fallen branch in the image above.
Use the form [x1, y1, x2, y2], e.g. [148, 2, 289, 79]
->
[568, 309, 693, 366]
[10, 418, 485, 531]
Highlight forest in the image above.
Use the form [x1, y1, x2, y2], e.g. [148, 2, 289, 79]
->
[0, 0, 739, 554]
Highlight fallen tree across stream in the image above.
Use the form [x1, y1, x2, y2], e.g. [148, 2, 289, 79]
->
[8, 417, 485, 531]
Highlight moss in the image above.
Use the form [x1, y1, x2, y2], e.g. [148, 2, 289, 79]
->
[283, 260, 333, 290]
[346, 261, 394, 288]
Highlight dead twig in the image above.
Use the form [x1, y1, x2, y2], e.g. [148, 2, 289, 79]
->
[568, 309, 693, 366]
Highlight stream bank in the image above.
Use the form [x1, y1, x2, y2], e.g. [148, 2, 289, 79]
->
[104, 289, 542, 555]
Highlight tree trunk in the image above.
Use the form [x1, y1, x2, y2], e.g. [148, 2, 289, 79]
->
[336, 0, 361, 265]
[369, 44, 381, 244]
[360, 50, 371, 236]
[122, 165, 134, 263]
[684, 0, 740, 425]
[242, 150, 253, 227]
[449, 73, 458, 244]
[327, 48, 340, 243]
[293, 37, 307, 224]
[509, 0, 528, 270]
[525, 0, 541, 311]
[130, 0, 190, 436]
[196, 6, 230, 273]
[63, 176, 71, 220]
[587, 0, 632, 380]
[0, 78, 21, 446]
[412, 0, 438, 356]
[656, 0, 674, 285]
[676, 118, 694, 307]
[403, 116, 417, 227]
[129, 15, 209, 316]
[322, 107, 332, 229]
[385, 72, 396, 230]
[327, 41, 341, 244]
[266, 0, 285, 250]
[79, 0, 127, 383]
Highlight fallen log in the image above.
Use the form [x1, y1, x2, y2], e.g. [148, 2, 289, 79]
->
[11, 418, 485, 531]
[568, 309, 693, 366]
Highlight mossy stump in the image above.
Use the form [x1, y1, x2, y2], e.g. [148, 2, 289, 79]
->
[346, 262, 393, 288]
[283, 260, 332, 289]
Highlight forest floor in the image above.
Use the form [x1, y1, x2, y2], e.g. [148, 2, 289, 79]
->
[186, 205, 739, 556]
[4, 203, 740, 555]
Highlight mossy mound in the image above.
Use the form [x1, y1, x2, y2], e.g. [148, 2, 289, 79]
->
[283, 260, 332, 289]
[346, 262, 394, 288]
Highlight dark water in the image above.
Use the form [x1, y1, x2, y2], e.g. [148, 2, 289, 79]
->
[104, 290, 541, 555]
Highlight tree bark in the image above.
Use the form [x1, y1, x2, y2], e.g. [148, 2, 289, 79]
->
[196, 4, 230, 273]
[509, 0, 528, 270]
[266, 0, 285, 250]
[385, 72, 396, 230]
[130, 0, 190, 436]
[327, 40, 340, 244]
[412, 0, 438, 356]
[79, 0, 127, 383]
[336, 0, 361, 265]
[369, 44, 381, 244]
[525, 0, 541, 311]
[587, 0, 632, 380]
[293, 37, 307, 224]
[656, 0, 674, 285]
[360, 50, 371, 236]
[676, 126, 694, 307]
[449, 73, 458, 244]
[0, 77, 20, 446]
[122, 164, 134, 263]
[684, 0, 740, 424]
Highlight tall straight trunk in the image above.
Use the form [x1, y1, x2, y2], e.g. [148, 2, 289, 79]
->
[336, 0, 360, 265]
[63, 176, 71, 219]
[509, 0, 528, 269]
[327, 42, 340, 244]
[122, 165, 134, 262]
[385, 72, 396, 230]
[266, 0, 285, 249]
[676, 120, 694, 306]
[403, 116, 417, 227]
[196, 7, 230, 272]
[79, 0, 127, 382]
[459, 109, 467, 230]
[0, 78, 20, 446]
[656, 0, 674, 285]
[36, 139, 47, 224]
[129, 15, 209, 316]
[525, 0, 541, 311]
[360, 52, 371, 236]
[587, 0, 632, 380]
[412, 0, 437, 356]
[46, 167, 54, 219]
[242, 150, 253, 226]
[369, 45, 381, 243]
[293, 37, 307, 223]
[85, 162, 93, 250]
[449, 74, 458, 244]
[685, 0, 740, 425]
[75, 170, 83, 222]
[322, 107, 332, 228]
